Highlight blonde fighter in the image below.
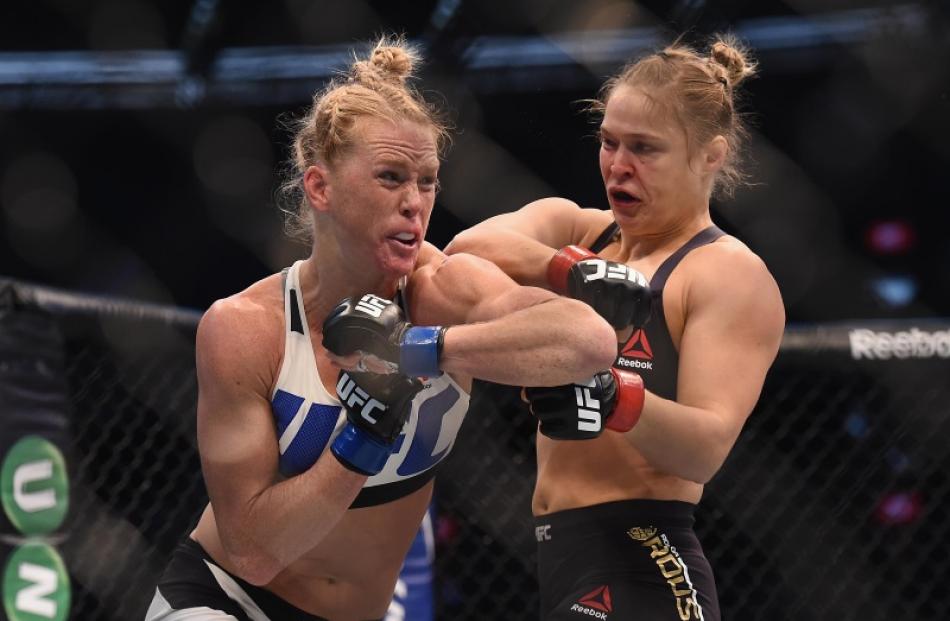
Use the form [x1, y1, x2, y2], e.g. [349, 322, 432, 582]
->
[145, 38, 616, 621]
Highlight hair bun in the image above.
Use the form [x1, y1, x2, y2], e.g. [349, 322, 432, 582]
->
[710, 38, 757, 87]
[370, 46, 414, 80]
[350, 38, 418, 86]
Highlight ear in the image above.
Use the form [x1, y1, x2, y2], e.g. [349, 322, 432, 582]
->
[701, 135, 728, 174]
[303, 164, 331, 212]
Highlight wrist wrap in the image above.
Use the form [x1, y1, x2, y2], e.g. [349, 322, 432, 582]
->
[606, 368, 644, 432]
[400, 326, 445, 377]
[547, 245, 596, 294]
[330, 422, 392, 476]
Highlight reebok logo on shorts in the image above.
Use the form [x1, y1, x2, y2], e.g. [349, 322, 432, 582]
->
[616, 329, 654, 370]
[570, 585, 612, 619]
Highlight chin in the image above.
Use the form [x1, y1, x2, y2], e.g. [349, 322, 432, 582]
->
[377, 252, 417, 280]
[610, 204, 643, 226]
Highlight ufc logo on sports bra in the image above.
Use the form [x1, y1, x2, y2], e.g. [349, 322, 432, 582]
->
[584, 260, 648, 286]
[355, 294, 390, 318]
[575, 378, 602, 432]
[337, 373, 387, 423]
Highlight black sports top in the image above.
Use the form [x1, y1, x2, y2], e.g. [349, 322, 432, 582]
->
[590, 223, 726, 400]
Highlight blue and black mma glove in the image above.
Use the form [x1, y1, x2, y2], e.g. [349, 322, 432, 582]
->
[331, 370, 423, 476]
[547, 245, 653, 330]
[322, 294, 446, 378]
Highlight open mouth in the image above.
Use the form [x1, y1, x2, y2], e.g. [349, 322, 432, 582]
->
[610, 188, 641, 206]
[389, 232, 418, 247]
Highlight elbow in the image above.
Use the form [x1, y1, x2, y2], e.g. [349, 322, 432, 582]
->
[684, 440, 733, 485]
[685, 465, 718, 486]
[231, 553, 282, 587]
[575, 306, 619, 372]
[224, 545, 284, 587]
[445, 231, 477, 256]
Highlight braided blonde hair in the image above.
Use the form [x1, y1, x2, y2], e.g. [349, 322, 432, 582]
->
[280, 36, 449, 244]
[594, 34, 757, 198]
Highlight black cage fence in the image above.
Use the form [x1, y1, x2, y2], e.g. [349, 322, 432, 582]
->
[1, 279, 947, 621]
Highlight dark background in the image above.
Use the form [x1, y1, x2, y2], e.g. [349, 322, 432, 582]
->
[2, 0, 949, 323]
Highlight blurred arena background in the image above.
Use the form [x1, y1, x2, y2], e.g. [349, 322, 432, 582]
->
[1, 1, 949, 620]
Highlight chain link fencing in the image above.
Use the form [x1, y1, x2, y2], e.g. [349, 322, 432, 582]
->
[2, 280, 947, 620]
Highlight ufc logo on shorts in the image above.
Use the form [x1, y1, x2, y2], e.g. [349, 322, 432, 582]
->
[536, 524, 552, 542]
[355, 294, 390, 318]
[583, 260, 647, 286]
[574, 378, 602, 432]
[337, 373, 387, 423]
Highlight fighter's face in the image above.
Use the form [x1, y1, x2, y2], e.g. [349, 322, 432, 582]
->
[599, 85, 714, 233]
[328, 116, 440, 278]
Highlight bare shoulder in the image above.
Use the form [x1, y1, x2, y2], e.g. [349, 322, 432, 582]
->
[413, 241, 493, 276]
[407, 242, 505, 325]
[521, 197, 615, 247]
[681, 236, 785, 330]
[197, 274, 285, 395]
[575, 207, 618, 249]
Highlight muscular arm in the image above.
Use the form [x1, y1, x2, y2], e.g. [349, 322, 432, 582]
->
[407, 243, 617, 386]
[196, 299, 364, 585]
[625, 247, 785, 483]
[445, 197, 612, 287]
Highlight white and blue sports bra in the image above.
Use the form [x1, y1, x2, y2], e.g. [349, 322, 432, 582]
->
[269, 260, 470, 507]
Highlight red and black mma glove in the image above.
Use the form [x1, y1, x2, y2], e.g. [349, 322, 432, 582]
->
[322, 294, 446, 378]
[331, 370, 423, 476]
[525, 368, 644, 440]
[547, 245, 653, 330]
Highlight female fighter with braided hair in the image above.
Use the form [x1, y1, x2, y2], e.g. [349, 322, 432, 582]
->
[449, 35, 785, 620]
[145, 37, 619, 621]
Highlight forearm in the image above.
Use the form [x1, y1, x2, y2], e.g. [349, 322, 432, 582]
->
[447, 228, 556, 288]
[220, 456, 364, 584]
[439, 297, 617, 386]
[625, 392, 738, 484]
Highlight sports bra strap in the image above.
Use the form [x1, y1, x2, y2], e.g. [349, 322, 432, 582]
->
[650, 226, 725, 290]
[589, 221, 620, 253]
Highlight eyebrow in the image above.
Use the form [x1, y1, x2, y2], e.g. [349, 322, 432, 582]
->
[599, 126, 664, 142]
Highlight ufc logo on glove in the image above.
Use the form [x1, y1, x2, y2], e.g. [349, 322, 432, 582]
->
[583, 260, 648, 286]
[337, 373, 388, 423]
[575, 378, 603, 432]
[354, 294, 391, 318]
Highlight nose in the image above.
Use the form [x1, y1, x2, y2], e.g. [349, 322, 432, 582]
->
[608, 148, 635, 179]
[400, 183, 423, 218]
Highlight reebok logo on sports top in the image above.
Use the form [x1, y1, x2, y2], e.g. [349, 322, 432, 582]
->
[617, 329, 654, 370]
[570, 585, 612, 619]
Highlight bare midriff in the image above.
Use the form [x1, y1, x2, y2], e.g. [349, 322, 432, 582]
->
[532, 432, 702, 516]
[192, 481, 432, 621]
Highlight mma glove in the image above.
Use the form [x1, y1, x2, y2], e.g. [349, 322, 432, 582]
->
[525, 368, 644, 440]
[547, 245, 653, 330]
[331, 370, 423, 476]
[322, 294, 446, 378]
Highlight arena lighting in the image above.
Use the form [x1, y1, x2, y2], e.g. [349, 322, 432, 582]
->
[865, 219, 917, 255]
[844, 410, 869, 438]
[0, 4, 930, 109]
[868, 274, 918, 308]
[874, 490, 923, 526]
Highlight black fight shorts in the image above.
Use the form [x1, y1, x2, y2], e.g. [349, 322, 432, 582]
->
[146, 538, 383, 621]
[535, 499, 720, 621]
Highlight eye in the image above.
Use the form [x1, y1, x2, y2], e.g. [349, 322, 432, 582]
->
[598, 131, 618, 150]
[632, 142, 655, 154]
[378, 170, 402, 184]
[419, 176, 440, 192]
